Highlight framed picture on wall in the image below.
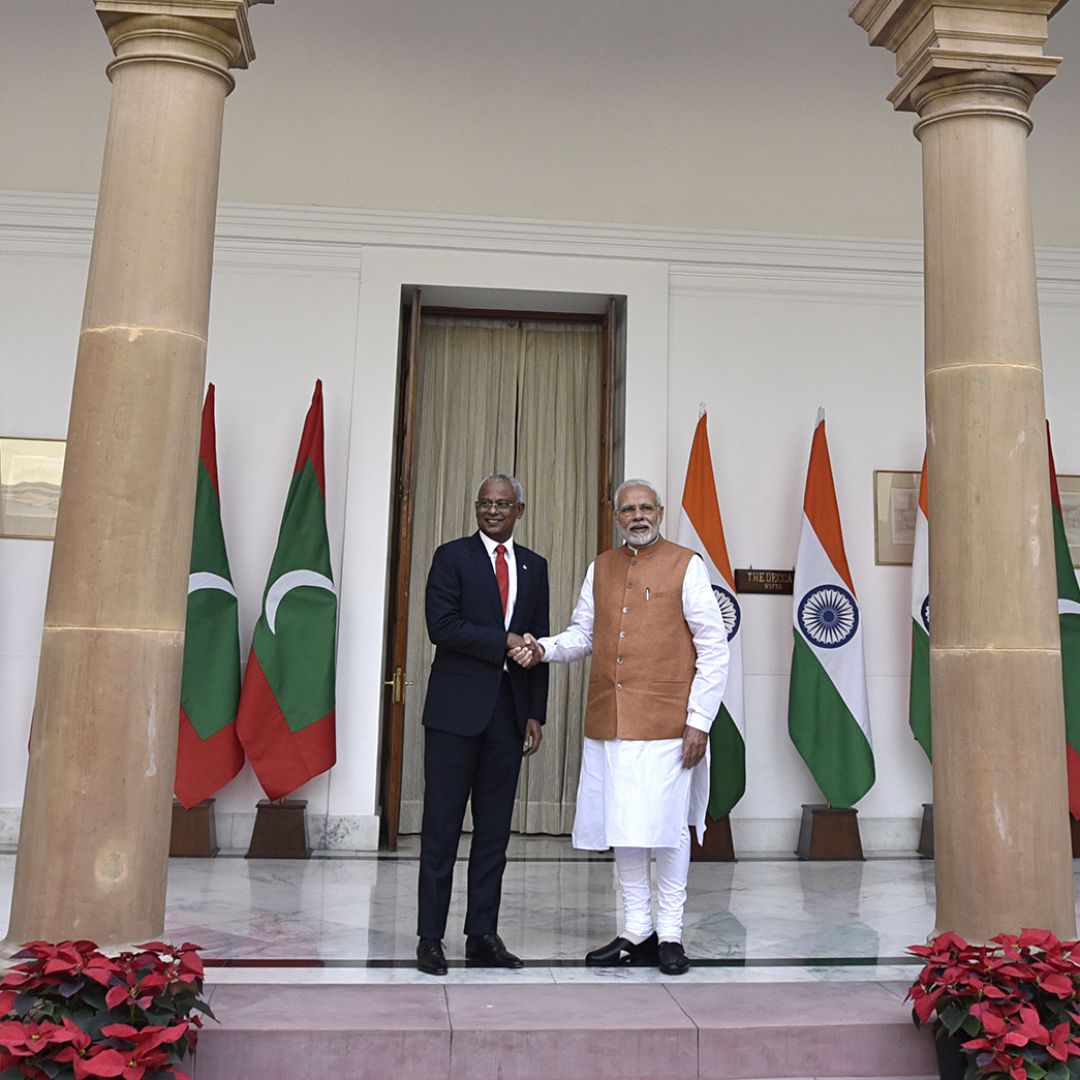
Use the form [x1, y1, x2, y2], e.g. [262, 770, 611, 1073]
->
[0, 437, 65, 540]
[873, 468, 920, 566]
[1057, 475, 1080, 569]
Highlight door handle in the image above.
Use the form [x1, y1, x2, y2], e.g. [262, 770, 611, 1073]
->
[383, 666, 414, 704]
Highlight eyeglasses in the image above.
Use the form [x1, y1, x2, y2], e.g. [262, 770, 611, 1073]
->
[617, 503, 658, 517]
[476, 499, 517, 511]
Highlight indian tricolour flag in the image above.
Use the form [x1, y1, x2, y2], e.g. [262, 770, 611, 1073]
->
[1047, 423, 1080, 819]
[909, 454, 931, 760]
[788, 409, 875, 808]
[676, 406, 745, 819]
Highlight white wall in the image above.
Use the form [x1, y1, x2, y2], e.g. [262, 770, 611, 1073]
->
[668, 263, 929, 849]
[3, 193, 1080, 851]
[4, 1, 1080, 245]
[0, 247, 84, 841]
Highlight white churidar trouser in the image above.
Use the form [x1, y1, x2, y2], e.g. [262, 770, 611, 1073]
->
[613, 824, 692, 942]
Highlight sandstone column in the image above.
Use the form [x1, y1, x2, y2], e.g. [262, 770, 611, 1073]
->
[851, 0, 1075, 940]
[3, 0, 265, 951]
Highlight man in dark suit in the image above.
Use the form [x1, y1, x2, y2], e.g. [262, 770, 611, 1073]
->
[416, 473, 550, 975]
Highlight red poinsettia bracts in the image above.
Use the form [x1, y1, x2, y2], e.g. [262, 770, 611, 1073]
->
[0, 939, 211, 1080]
[908, 929, 1080, 1080]
[0, 1017, 78, 1056]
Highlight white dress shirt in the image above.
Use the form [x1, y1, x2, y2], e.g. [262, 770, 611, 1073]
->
[478, 531, 517, 629]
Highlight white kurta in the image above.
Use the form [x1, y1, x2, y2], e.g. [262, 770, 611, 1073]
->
[538, 549, 729, 850]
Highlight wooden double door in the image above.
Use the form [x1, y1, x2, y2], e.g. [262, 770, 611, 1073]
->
[378, 292, 618, 849]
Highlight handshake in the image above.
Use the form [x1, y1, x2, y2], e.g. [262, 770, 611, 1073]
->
[507, 632, 544, 669]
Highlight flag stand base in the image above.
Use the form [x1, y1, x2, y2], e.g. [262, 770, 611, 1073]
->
[918, 803, 934, 859]
[690, 814, 736, 861]
[795, 804, 864, 861]
[246, 799, 311, 859]
[169, 799, 219, 858]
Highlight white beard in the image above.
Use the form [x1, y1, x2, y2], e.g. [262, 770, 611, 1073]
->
[618, 521, 662, 548]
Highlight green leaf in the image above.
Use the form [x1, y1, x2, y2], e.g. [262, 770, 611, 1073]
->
[1047, 1063, 1070, 1080]
[191, 998, 216, 1021]
[962, 1013, 982, 1037]
[940, 1002, 968, 1036]
[81, 986, 108, 1013]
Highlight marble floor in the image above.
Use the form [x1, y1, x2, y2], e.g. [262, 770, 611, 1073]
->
[0, 836, 950, 986]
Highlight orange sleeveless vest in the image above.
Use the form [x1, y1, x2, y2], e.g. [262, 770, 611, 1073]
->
[585, 538, 697, 740]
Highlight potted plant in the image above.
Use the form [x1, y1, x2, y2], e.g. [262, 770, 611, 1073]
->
[0, 939, 211, 1080]
[908, 929, 1080, 1080]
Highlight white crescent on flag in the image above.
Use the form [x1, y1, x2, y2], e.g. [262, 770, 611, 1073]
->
[265, 569, 337, 634]
[188, 572, 237, 597]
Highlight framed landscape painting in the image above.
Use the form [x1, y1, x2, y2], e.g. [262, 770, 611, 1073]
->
[0, 437, 65, 540]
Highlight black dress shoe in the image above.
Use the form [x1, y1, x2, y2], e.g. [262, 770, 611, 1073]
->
[416, 937, 448, 976]
[585, 931, 659, 966]
[658, 940, 690, 976]
[464, 932, 524, 968]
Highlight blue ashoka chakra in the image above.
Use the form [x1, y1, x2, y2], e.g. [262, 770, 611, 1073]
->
[920, 595, 930, 634]
[712, 584, 741, 642]
[798, 584, 859, 649]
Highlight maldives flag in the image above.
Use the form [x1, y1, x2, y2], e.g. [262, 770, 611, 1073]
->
[1047, 423, 1080, 819]
[909, 454, 931, 760]
[676, 407, 745, 818]
[175, 385, 244, 809]
[788, 409, 874, 808]
[236, 380, 337, 800]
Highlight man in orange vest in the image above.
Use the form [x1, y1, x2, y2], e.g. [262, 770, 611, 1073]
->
[511, 479, 728, 975]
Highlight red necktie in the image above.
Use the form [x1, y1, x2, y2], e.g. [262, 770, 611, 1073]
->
[495, 544, 509, 617]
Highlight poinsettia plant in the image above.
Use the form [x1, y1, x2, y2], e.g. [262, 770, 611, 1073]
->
[0, 939, 212, 1080]
[908, 929, 1080, 1080]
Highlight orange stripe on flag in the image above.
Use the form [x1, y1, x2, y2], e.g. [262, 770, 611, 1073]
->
[681, 412, 734, 583]
[918, 453, 928, 516]
[803, 417, 855, 593]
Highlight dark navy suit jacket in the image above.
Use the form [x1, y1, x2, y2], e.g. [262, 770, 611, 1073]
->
[422, 533, 549, 736]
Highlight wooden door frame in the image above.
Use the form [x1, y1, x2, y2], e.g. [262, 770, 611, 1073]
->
[377, 289, 422, 850]
[377, 298, 622, 850]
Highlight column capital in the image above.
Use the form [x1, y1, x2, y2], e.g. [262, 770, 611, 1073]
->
[94, 0, 271, 70]
[849, 0, 1066, 110]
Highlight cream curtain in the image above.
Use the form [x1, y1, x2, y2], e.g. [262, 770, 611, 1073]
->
[397, 316, 600, 835]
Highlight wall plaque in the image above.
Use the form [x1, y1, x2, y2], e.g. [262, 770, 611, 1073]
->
[734, 568, 794, 595]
